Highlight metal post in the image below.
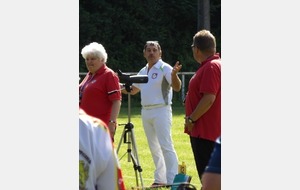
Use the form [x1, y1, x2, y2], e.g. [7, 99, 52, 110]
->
[181, 73, 185, 102]
[198, 0, 211, 31]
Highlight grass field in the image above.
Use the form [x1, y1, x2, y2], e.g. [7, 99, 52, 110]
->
[114, 104, 202, 190]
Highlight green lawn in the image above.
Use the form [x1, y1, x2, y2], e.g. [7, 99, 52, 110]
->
[114, 105, 201, 190]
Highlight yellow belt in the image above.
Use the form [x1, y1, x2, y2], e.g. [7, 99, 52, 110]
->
[142, 104, 167, 110]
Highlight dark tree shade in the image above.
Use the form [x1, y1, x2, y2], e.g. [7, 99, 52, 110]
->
[79, 0, 221, 73]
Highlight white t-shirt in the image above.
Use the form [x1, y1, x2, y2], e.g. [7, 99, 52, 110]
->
[133, 59, 173, 106]
[79, 112, 125, 190]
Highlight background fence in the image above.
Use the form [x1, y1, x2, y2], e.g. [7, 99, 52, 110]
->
[79, 72, 195, 106]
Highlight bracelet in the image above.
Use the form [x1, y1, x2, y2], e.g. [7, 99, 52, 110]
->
[109, 120, 116, 124]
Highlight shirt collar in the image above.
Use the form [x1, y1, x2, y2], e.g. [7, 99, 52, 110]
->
[201, 53, 220, 66]
[153, 59, 163, 69]
[146, 59, 163, 70]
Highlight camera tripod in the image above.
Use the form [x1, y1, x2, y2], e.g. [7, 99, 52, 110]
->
[117, 91, 144, 189]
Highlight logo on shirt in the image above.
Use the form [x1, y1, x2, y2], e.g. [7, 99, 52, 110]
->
[152, 73, 158, 79]
[79, 160, 89, 190]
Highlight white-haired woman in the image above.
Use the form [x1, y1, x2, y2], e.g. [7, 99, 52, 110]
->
[79, 42, 121, 140]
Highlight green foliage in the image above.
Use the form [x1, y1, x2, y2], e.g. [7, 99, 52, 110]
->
[115, 105, 202, 189]
[79, 0, 221, 73]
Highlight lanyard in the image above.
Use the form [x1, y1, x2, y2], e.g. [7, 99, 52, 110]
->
[79, 74, 95, 103]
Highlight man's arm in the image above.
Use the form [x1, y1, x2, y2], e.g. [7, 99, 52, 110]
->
[171, 61, 182, 92]
[201, 172, 221, 190]
[120, 84, 140, 95]
[185, 93, 216, 132]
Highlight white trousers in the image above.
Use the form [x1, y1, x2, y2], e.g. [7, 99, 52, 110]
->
[141, 105, 178, 184]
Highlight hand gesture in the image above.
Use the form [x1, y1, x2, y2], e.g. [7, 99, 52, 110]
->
[172, 61, 182, 74]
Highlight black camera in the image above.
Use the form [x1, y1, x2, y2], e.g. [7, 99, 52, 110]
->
[117, 70, 148, 93]
[117, 70, 148, 84]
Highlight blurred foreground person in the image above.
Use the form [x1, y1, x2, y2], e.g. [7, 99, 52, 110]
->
[201, 137, 221, 190]
[79, 109, 125, 190]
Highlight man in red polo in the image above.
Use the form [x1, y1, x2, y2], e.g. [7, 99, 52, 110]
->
[184, 30, 221, 183]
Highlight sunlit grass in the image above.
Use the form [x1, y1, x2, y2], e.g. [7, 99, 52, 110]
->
[114, 105, 201, 190]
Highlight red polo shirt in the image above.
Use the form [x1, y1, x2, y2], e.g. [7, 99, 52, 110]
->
[185, 54, 221, 141]
[79, 65, 121, 125]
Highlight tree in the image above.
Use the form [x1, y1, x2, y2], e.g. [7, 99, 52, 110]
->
[79, 0, 221, 72]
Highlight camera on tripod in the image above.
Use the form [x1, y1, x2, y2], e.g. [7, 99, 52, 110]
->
[116, 69, 148, 189]
[117, 70, 148, 92]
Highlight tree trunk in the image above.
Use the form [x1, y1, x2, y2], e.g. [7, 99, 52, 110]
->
[197, 0, 210, 31]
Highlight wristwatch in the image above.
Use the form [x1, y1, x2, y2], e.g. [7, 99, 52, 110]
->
[109, 120, 117, 124]
[187, 116, 195, 124]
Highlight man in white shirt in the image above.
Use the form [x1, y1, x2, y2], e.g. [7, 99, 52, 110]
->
[121, 41, 182, 187]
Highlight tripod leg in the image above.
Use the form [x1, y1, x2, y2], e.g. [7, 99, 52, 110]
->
[127, 131, 132, 162]
[129, 128, 144, 189]
[117, 126, 126, 154]
[129, 153, 140, 187]
[116, 121, 144, 189]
